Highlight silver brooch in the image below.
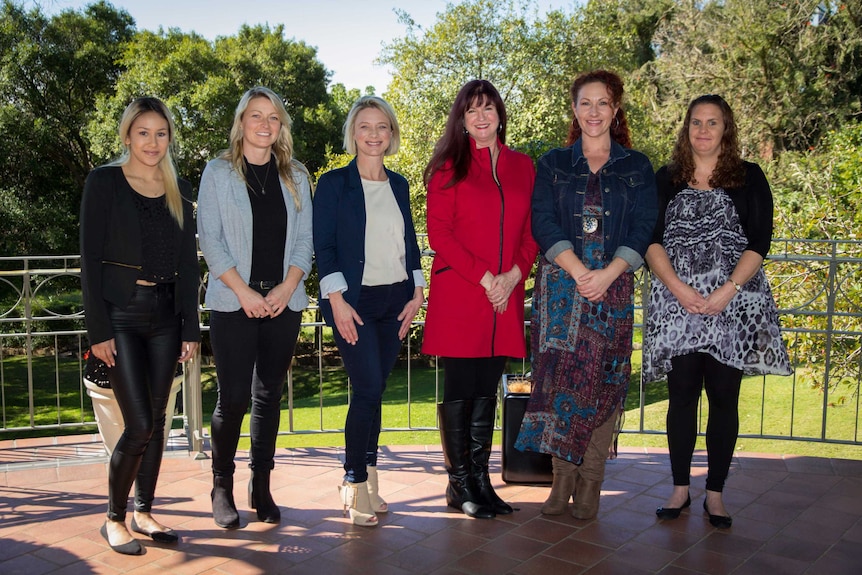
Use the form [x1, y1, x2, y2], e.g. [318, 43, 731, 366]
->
[583, 216, 599, 234]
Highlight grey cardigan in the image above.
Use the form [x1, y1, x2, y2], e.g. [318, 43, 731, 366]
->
[198, 157, 313, 312]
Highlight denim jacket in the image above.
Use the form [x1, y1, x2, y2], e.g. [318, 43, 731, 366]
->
[531, 139, 658, 271]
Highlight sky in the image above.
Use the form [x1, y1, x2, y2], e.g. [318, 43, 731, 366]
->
[33, 0, 576, 93]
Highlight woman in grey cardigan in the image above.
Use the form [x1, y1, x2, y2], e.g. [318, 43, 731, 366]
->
[198, 86, 313, 529]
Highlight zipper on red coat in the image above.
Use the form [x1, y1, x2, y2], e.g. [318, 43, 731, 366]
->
[490, 147, 504, 359]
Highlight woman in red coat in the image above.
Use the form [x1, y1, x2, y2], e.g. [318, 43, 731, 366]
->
[423, 80, 538, 519]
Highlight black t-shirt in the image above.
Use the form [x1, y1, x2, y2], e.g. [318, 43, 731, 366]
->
[245, 156, 287, 283]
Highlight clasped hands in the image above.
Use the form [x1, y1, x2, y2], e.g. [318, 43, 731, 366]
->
[674, 282, 734, 316]
[482, 268, 521, 313]
[239, 282, 293, 319]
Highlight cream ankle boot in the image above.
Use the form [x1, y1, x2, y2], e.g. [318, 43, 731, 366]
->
[366, 466, 388, 513]
[338, 481, 379, 527]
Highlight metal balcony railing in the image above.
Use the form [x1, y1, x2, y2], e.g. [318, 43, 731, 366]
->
[1, 238, 860, 453]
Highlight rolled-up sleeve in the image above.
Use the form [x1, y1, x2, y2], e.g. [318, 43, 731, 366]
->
[531, 153, 572, 262]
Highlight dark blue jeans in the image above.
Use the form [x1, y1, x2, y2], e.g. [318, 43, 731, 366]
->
[107, 283, 181, 521]
[333, 281, 411, 483]
[209, 306, 301, 476]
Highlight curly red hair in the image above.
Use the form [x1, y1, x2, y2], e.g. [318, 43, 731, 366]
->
[565, 70, 631, 148]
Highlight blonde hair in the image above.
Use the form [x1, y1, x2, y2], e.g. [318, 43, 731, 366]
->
[220, 86, 306, 211]
[343, 95, 401, 156]
[114, 97, 184, 228]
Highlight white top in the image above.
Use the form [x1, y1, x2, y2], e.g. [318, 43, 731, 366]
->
[361, 178, 408, 286]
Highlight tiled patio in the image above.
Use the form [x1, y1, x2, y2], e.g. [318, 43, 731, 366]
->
[1, 434, 861, 575]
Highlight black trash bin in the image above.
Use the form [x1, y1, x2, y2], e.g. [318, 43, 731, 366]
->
[501, 376, 552, 484]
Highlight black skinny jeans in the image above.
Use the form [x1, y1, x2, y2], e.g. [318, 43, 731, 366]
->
[209, 305, 301, 476]
[107, 283, 181, 521]
[667, 352, 743, 493]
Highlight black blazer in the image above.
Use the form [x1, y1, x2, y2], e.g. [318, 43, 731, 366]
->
[80, 165, 201, 344]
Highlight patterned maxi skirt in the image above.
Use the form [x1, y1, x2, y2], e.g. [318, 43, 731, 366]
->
[514, 257, 634, 463]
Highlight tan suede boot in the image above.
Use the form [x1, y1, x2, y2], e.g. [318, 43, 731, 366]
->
[542, 456, 578, 515]
[571, 408, 619, 520]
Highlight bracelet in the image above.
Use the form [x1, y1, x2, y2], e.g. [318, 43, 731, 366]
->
[729, 279, 742, 293]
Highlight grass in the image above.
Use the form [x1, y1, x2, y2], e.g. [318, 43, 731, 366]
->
[2, 352, 862, 461]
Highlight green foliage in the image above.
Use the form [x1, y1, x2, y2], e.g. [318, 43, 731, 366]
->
[0, 0, 134, 254]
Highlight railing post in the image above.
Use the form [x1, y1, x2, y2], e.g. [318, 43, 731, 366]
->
[821, 241, 838, 441]
[184, 347, 207, 459]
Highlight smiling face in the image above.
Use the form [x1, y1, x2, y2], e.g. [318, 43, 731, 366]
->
[124, 111, 170, 170]
[353, 106, 392, 159]
[688, 103, 726, 159]
[572, 81, 618, 141]
[241, 96, 281, 156]
[463, 96, 500, 149]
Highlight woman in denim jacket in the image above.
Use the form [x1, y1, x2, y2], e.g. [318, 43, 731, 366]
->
[516, 70, 657, 519]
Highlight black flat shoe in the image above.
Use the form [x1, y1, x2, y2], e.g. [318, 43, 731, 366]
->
[656, 493, 691, 520]
[131, 517, 179, 543]
[100, 523, 144, 555]
[703, 500, 733, 529]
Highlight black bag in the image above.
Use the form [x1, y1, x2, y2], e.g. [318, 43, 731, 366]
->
[84, 349, 111, 388]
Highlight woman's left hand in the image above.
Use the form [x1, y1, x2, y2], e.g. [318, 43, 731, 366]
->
[397, 288, 425, 339]
[701, 283, 736, 315]
[486, 267, 521, 313]
[576, 268, 614, 302]
[264, 282, 296, 318]
[179, 341, 199, 362]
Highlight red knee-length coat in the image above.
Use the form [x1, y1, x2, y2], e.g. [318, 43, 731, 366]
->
[422, 139, 538, 358]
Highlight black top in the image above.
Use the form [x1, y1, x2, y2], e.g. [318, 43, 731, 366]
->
[79, 165, 201, 344]
[651, 161, 774, 257]
[132, 191, 177, 283]
[245, 156, 287, 283]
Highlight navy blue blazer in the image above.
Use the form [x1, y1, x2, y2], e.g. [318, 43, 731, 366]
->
[312, 159, 422, 326]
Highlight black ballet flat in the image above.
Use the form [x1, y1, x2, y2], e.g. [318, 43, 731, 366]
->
[656, 493, 691, 520]
[131, 517, 179, 543]
[100, 522, 144, 555]
[703, 500, 733, 529]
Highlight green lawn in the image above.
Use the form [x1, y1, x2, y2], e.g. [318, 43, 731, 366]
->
[2, 353, 862, 461]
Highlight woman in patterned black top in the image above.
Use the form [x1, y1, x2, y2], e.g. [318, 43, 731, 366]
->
[80, 97, 200, 554]
[645, 95, 791, 529]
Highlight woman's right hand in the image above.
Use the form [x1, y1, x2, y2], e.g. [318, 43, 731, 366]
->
[672, 283, 708, 315]
[91, 339, 117, 368]
[330, 292, 363, 345]
[238, 287, 273, 319]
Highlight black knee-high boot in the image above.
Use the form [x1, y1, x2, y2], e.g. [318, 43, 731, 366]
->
[438, 401, 495, 519]
[470, 397, 513, 515]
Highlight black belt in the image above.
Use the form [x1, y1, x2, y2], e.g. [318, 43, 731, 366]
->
[249, 280, 279, 290]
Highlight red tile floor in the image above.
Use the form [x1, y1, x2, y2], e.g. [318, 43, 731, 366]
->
[1, 434, 861, 574]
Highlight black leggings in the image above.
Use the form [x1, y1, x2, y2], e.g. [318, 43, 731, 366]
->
[442, 356, 507, 402]
[666, 352, 742, 492]
[107, 283, 181, 521]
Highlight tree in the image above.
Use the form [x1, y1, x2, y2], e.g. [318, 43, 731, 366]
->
[89, 24, 343, 187]
[0, 0, 134, 254]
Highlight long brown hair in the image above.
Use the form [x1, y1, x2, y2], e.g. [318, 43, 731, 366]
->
[113, 97, 184, 228]
[565, 70, 631, 148]
[220, 86, 306, 211]
[423, 79, 507, 188]
[668, 94, 745, 189]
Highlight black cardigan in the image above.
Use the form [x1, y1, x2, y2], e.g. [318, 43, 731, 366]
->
[651, 161, 774, 257]
[80, 165, 201, 345]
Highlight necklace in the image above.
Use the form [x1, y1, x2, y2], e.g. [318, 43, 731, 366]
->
[246, 156, 272, 195]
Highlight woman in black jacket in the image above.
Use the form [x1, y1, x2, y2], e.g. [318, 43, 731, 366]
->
[80, 97, 200, 554]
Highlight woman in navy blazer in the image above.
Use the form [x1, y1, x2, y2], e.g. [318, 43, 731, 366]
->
[314, 96, 425, 527]
[80, 97, 200, 554]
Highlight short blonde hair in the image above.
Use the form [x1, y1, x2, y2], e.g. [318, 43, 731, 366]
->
[343, 95, 400, 156]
